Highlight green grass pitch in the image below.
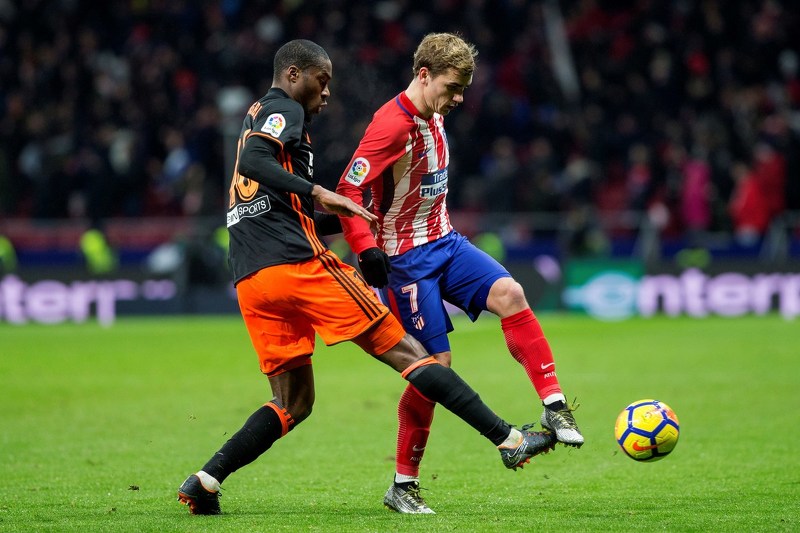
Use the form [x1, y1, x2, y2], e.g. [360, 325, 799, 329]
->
[1, 314, 799, 532]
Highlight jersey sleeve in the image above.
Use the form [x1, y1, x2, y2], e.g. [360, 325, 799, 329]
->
[238, 98, 312, 195]
[248, 98, 304, 150]
[336, 111, 409, 254]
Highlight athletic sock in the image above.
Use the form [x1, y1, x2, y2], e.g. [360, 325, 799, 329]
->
[544, 398, 567, 410]
[201, 402, 293, 483]
[195, 470, 221, 492]
[404, 361, 511, 446]
[498, 427, 523, 448]
[395, 473, 420, 486]
[394, 473, 420, 490]
[501, 308, 562, 401]
[396, 384, 436, 477]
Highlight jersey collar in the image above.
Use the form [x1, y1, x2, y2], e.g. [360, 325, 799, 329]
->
[396, 91, 431, 120]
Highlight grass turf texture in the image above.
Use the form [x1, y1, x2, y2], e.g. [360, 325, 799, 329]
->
[1, 314, 798, 532]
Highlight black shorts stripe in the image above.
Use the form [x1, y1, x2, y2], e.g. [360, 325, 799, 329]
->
[317, 251, 383, 320]
[318, 251, 381, 319]
[290, 193, 326, 255]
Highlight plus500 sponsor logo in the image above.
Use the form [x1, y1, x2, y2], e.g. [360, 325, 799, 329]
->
[419, 168, 448, 198]
[564, 268, 800, 320]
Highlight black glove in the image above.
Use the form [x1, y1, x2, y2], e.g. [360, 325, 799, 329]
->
[358, 247, 392, 288]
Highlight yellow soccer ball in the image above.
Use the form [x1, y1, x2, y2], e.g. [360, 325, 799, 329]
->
[614, 399, 680, 462]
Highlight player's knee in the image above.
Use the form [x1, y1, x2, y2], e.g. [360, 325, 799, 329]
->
[285, 397, 314, 427]
[431, 351, 452, 367]
[292, 404, 312, 426]
[374, 333, 428, 373]
[489, 278, 528, 313]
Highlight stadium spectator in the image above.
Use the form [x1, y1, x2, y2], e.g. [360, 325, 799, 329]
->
[177, 38, 557, 516]
[675, 144, 713, 239]
[729, 160, 772, 245]
[751, 140, 787, 221]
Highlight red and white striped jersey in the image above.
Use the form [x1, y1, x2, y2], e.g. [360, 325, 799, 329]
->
[336, 91, 452, 256]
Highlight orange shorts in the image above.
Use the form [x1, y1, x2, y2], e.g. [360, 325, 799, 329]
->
[236, 250, 406, 376]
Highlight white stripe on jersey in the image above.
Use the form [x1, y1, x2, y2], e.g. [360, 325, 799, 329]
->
[380, 148, 414, 255]
[380, 114, 452, 255]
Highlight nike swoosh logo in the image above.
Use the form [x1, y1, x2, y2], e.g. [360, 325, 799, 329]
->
[631, 442, 659, 451]
[540, 362, 555, 370]
[412, 445, 426, 452]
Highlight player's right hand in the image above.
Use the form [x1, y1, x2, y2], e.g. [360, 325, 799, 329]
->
[358, 247, 392, 288]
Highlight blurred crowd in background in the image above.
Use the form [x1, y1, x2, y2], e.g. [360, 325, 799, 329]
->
[2, 0, 799, 249]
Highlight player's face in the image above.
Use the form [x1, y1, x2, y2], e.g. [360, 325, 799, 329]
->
[424, 68, 472, 116]
[297, 60, 332, 117]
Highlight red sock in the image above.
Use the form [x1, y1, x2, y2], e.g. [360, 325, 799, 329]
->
[501, 309, 562, 401]
[396, 384, 436, 477]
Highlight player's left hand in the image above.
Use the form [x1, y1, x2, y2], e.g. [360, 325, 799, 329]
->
[358, 247, 392, 288]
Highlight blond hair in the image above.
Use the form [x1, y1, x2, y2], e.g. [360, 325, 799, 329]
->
[412, 33, 478, 78]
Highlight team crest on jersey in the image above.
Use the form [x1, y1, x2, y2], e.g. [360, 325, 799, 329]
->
[345, 157, 370, 185]
[410, 310, 425, 330]
[261, 113, 286, 137]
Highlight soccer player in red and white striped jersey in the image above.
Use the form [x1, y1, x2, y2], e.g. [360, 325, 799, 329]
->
[337, 33, 584, 514]
[336, 90, 452, 256]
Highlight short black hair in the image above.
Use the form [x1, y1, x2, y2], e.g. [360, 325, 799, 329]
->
[273, 39, 330, 80]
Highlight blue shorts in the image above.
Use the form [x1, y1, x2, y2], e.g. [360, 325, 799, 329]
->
[381, 231, 510, 354]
